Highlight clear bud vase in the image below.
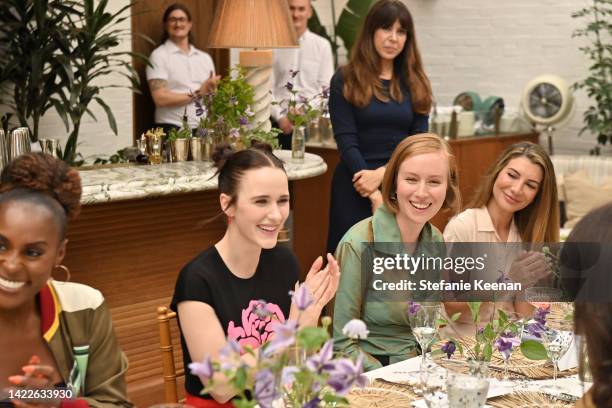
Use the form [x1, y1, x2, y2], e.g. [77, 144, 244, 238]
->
[291, 126, 306, 161]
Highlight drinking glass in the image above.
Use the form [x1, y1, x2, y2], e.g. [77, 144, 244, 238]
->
[540, 317, 574, 392]
[408, 303, 441, 366]
[524, 286, 562, 309]
[446, 372, 489, 408]
[420, 363, 448, 407]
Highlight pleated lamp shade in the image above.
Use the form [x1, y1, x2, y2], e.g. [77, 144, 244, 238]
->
[208, 0, 299, 49]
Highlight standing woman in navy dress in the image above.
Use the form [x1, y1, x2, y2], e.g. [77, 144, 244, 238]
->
[327, 0, 432, 253]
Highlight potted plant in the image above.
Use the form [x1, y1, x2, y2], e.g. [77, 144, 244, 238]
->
[571, 0, 612, 154]
[167, 126, 192, 162]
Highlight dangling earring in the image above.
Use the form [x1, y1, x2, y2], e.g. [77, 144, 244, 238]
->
[390, 192, 397, 201]
[53, 265, 71, 282]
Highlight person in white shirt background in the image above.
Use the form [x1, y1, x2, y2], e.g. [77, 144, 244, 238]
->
[146, 3, 221, 135]
[272, 0, 334, 149]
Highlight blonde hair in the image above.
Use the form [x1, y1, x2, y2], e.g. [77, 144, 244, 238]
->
[468, 142, 559, 242]
[382, 133, 460, 215]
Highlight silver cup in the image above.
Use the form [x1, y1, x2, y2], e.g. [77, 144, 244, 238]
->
[39, 138, 60, 158]
[172, 138, 190, 162]
[190, 137, 203, 161]
[0, 129, 8, 172]
[9, 127, 32, 161]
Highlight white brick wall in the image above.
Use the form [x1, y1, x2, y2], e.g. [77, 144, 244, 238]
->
[3, 1, 598, 157]
[313, 0, 597, 155]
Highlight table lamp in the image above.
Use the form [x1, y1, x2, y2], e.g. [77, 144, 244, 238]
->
[208, 0, 298, 131]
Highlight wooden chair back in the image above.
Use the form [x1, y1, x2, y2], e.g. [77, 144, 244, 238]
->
[156, 306, 184, 403]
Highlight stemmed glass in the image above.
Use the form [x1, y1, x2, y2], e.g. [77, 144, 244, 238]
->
[408, 303, 441, 367]
[496, 319, 523, 382]
[524, 286, 562, 309]
[540, 316, 574, 392]
[419, 362, 448, 407]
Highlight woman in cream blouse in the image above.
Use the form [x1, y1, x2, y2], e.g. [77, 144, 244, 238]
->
[443, 142, 560, 334]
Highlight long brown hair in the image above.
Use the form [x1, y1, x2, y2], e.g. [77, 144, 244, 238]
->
[342, 0, 432, 113]
[382, 133, 461, 215]
[468, 142, 559, 242]
[564, 203, 612, 407]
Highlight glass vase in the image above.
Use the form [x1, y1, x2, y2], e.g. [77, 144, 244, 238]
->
[467, 358, 490, 378]
[291, 126, 306, 161]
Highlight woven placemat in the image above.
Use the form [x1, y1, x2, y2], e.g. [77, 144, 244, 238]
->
[346, 386, 415, 408]
[488, 391, 573, 407]
[434, 338, 577, 380]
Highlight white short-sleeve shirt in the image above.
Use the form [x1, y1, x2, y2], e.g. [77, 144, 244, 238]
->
[146, 40, 215, 128]
[272, 30, 334, 121]
[443, 207, 521, 243]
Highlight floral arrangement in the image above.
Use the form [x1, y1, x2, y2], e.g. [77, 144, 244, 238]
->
[275, 69, 330, 129]
[189, 285, 367, 408]
[194, 66, 280, 149]
[436, 301, 549, 365]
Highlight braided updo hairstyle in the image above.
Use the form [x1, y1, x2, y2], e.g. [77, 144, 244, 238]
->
[0, 153, 82, 238]
[212, 141, 285, 211]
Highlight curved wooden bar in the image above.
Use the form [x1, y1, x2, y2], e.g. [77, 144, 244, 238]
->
[63, 151, 327, 406]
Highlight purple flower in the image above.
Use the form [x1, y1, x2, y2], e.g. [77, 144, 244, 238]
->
[408, 301, 421, 316]
[194, 100, 204, 117]
[298, 94, 308, 104]
[525, 321, 546, 340]
[320, 85, 330, 99]
[264, 319, 298, 356]
[254, 368, 278, 408]
[342, 319, 369, 340]
[188, 355, 213, 380]
[441, 341, 456, 359]
[280, 366, 299, 387]
[326, 355, 368, 396]
[219, 339, 241, 370]
[494, 332, 520, 360]
[253, 299, 273, 318]
[239, 116, 249, 126]
[285, 81, 294, 92]
[290, 283, 313, 311]
[303, 397, 321, 408]
[229, 128, 240, 140]
[289, 69, 299, 78]
[534, 305, 551, 325]
[196, 127, 208, 137]
[306, 340, 334, 373]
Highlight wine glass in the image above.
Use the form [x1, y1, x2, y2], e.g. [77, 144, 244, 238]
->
[540, 316, 574, 393]
[420, 363, 448, 407]
[408, 303, 441, 367]
[524, 286, 562, 309]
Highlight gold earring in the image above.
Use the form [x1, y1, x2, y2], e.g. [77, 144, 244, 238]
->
[53, 265, 71, 282]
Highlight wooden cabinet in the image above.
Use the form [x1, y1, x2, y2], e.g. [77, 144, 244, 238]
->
[304, 132, 539, 258]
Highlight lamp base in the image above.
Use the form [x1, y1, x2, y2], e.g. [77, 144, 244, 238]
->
[239, 50, 273, 132]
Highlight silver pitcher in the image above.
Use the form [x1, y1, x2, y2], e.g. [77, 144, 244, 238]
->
[0, 129, 8, 172]
[9, 127, 32, 161]
[39, 138, 60, 158]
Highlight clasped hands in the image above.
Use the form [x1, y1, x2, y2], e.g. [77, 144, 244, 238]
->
[508, 250, 552, 287]
[353, 167, 386, 214]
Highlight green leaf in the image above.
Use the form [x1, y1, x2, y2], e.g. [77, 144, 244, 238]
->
[95, 96, 117, 134]
[451, 312, 462, 321]
[468, 301, 481, 323]
[482, 343, 493, 361]
[297, 327, 329, 352]
[520, 340, 548, 360]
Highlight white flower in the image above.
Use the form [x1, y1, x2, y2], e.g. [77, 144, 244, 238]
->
[342, 319, 369, 339]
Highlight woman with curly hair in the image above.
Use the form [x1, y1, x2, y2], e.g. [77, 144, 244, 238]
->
[0, 153, 132, 408]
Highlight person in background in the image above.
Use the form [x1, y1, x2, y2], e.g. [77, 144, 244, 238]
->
[0, 153, 131, 408]
[327, 0, 432, 254]
[146, 3, 221, 135]
[171, 142, 340, 406]
[443, 142, 559, 334]
[563, 203, 612, 408]
[333, 134, 460, 371]
[271, 0, 334, 149]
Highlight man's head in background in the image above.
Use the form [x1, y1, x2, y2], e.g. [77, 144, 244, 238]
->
[288, 0, 313, 37]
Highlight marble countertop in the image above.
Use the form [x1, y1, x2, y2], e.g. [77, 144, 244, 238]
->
[79, 150, 327, 204]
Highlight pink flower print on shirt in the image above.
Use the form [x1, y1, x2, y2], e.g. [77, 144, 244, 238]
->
[227, 300, 285, 350]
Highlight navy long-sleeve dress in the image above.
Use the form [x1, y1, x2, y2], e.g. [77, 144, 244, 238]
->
[326, 69, 429, 253]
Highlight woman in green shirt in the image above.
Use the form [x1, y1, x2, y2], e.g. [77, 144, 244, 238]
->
[332, 133, 461, 371]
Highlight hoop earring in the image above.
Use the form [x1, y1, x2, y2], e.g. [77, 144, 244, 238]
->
[53, 265, 71, 282]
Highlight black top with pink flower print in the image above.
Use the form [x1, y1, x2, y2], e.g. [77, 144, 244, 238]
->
[171, 245, 299, 398]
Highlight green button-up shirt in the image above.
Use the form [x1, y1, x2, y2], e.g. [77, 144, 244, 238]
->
[332, 204, 444, 371]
